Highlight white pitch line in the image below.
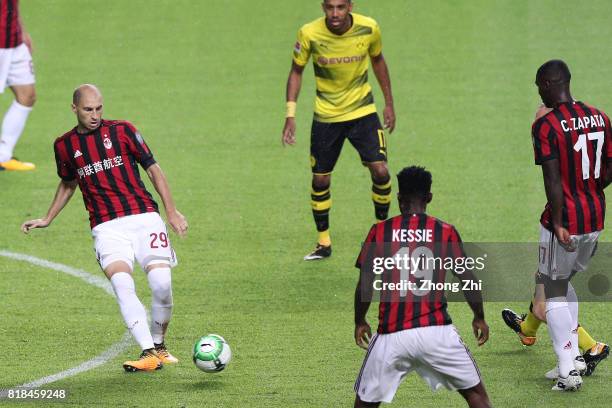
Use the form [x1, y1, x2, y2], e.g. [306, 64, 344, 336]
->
[0, 250, 132, 396]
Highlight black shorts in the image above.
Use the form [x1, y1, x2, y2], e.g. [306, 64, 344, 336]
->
[310, 113, 387, 174]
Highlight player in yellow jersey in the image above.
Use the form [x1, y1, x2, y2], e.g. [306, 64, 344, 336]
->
[282, 0, 396, 260]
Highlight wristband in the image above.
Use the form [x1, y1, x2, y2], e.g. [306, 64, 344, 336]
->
[286, 101, 297, 118]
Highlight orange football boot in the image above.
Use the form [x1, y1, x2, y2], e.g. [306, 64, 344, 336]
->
[123, 349, 162, 372]
[155, 342, 179, 364]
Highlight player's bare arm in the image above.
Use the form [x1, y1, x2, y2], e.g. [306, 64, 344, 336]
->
[370, 53, 395, 133]
[282, 62, 305, 146]
[146, 163, 188, 237]
[354, 275, 373, 350]
[21, 179, 78, 233]
[460, 269, 489, 346]
[541, 158, 573, 250]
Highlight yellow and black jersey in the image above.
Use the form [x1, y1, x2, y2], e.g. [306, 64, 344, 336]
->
[293, 13, 382, 123]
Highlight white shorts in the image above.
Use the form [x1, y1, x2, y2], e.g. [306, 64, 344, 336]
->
[0, 43, 35, 93]
[92, 212, 177, 271]
[538, 225, 599, 280]
[354, 324, 481, 403]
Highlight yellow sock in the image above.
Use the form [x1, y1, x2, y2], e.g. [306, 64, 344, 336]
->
[578, 326, 597, 352]
[520, 312, 542, 337]
[318, 230, 331, 247]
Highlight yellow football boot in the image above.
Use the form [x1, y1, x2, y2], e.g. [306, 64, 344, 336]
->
[122, 349, 162, 372]
[0, 158, 35, 171]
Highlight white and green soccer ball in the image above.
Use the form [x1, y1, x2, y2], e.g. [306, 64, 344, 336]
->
[193, 334, 232, 373]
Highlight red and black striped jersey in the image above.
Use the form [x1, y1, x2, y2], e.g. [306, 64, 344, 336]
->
[0, 0, 22, 49]
[54, 119, 159, 228]
[532, 101, 612, 235]
[355, 213, 465, 334]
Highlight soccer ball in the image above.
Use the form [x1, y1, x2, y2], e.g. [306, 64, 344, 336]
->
[193, 334, 232, 373]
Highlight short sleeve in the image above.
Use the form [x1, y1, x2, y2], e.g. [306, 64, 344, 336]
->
[54, 140, 76, 181]
[355, 224, 377, 269]
[532, 119, 558, 165]
[292, 27, 311, 66]
[122, 122, 156, 170]
[368, 23, 382, 57]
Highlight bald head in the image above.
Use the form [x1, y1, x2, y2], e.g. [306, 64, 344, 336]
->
[73, 84, 102, 106]
[72, 84, 104, 132]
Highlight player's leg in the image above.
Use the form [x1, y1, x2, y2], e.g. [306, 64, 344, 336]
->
[0, 44, 35, 170]
[544, 279, 587, 380]
[104, 262, 162, 372]
[583, 340, 609, 376]
[568, 233, 608, 376]
[311, 173, 332, 244]
[544, 275, 583, 390]
[457, 383, 491, 408]
[501, 280, 544, 346]
[420, 325, 489, 406]
[94, 219, 161, 372]
[346, 113, 391, 221]
[354, 332, 410, 406]
[145, 262, 178, 363]
[535, 227, 583, 390]
[366, 161, 391, 222]
[305, 120, 345, 260]
[133, 212, 179, 363]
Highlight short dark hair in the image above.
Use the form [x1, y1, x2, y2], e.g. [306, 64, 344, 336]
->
[536, 59, 571, 85]
[397, 166, 432, 198]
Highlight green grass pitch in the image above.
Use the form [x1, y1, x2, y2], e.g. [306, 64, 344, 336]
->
[1, 1, 611, 407]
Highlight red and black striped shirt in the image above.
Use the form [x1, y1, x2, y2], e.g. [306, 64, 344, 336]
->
[0, 0, 22, 49]
[355, 213, 465, 334]
[532, 101, 612, 235]
[54, 119, 159, 229]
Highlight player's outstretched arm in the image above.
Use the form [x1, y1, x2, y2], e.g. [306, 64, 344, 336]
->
[21, 179, 78, 233]
[459, 269, 489, 346]
[145, 163, 188, 237]
[370, 53, 395, 133]
[282, 62, 305, 146]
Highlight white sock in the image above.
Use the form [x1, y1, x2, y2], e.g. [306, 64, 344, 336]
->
[110, 272, 154, 350]
[147, 267, 173, 344]
[567, 283, 580, 359]
[546, 297, 574, 377]
[0, 100, 33, 162]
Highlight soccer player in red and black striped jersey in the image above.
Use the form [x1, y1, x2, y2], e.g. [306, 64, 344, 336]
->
[501, 100, 609, 378]
[353, 166, 491, 407]
[0, 0, 36, 171]
[527, 60, 612, 391]
[21, 84, 188, 372]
